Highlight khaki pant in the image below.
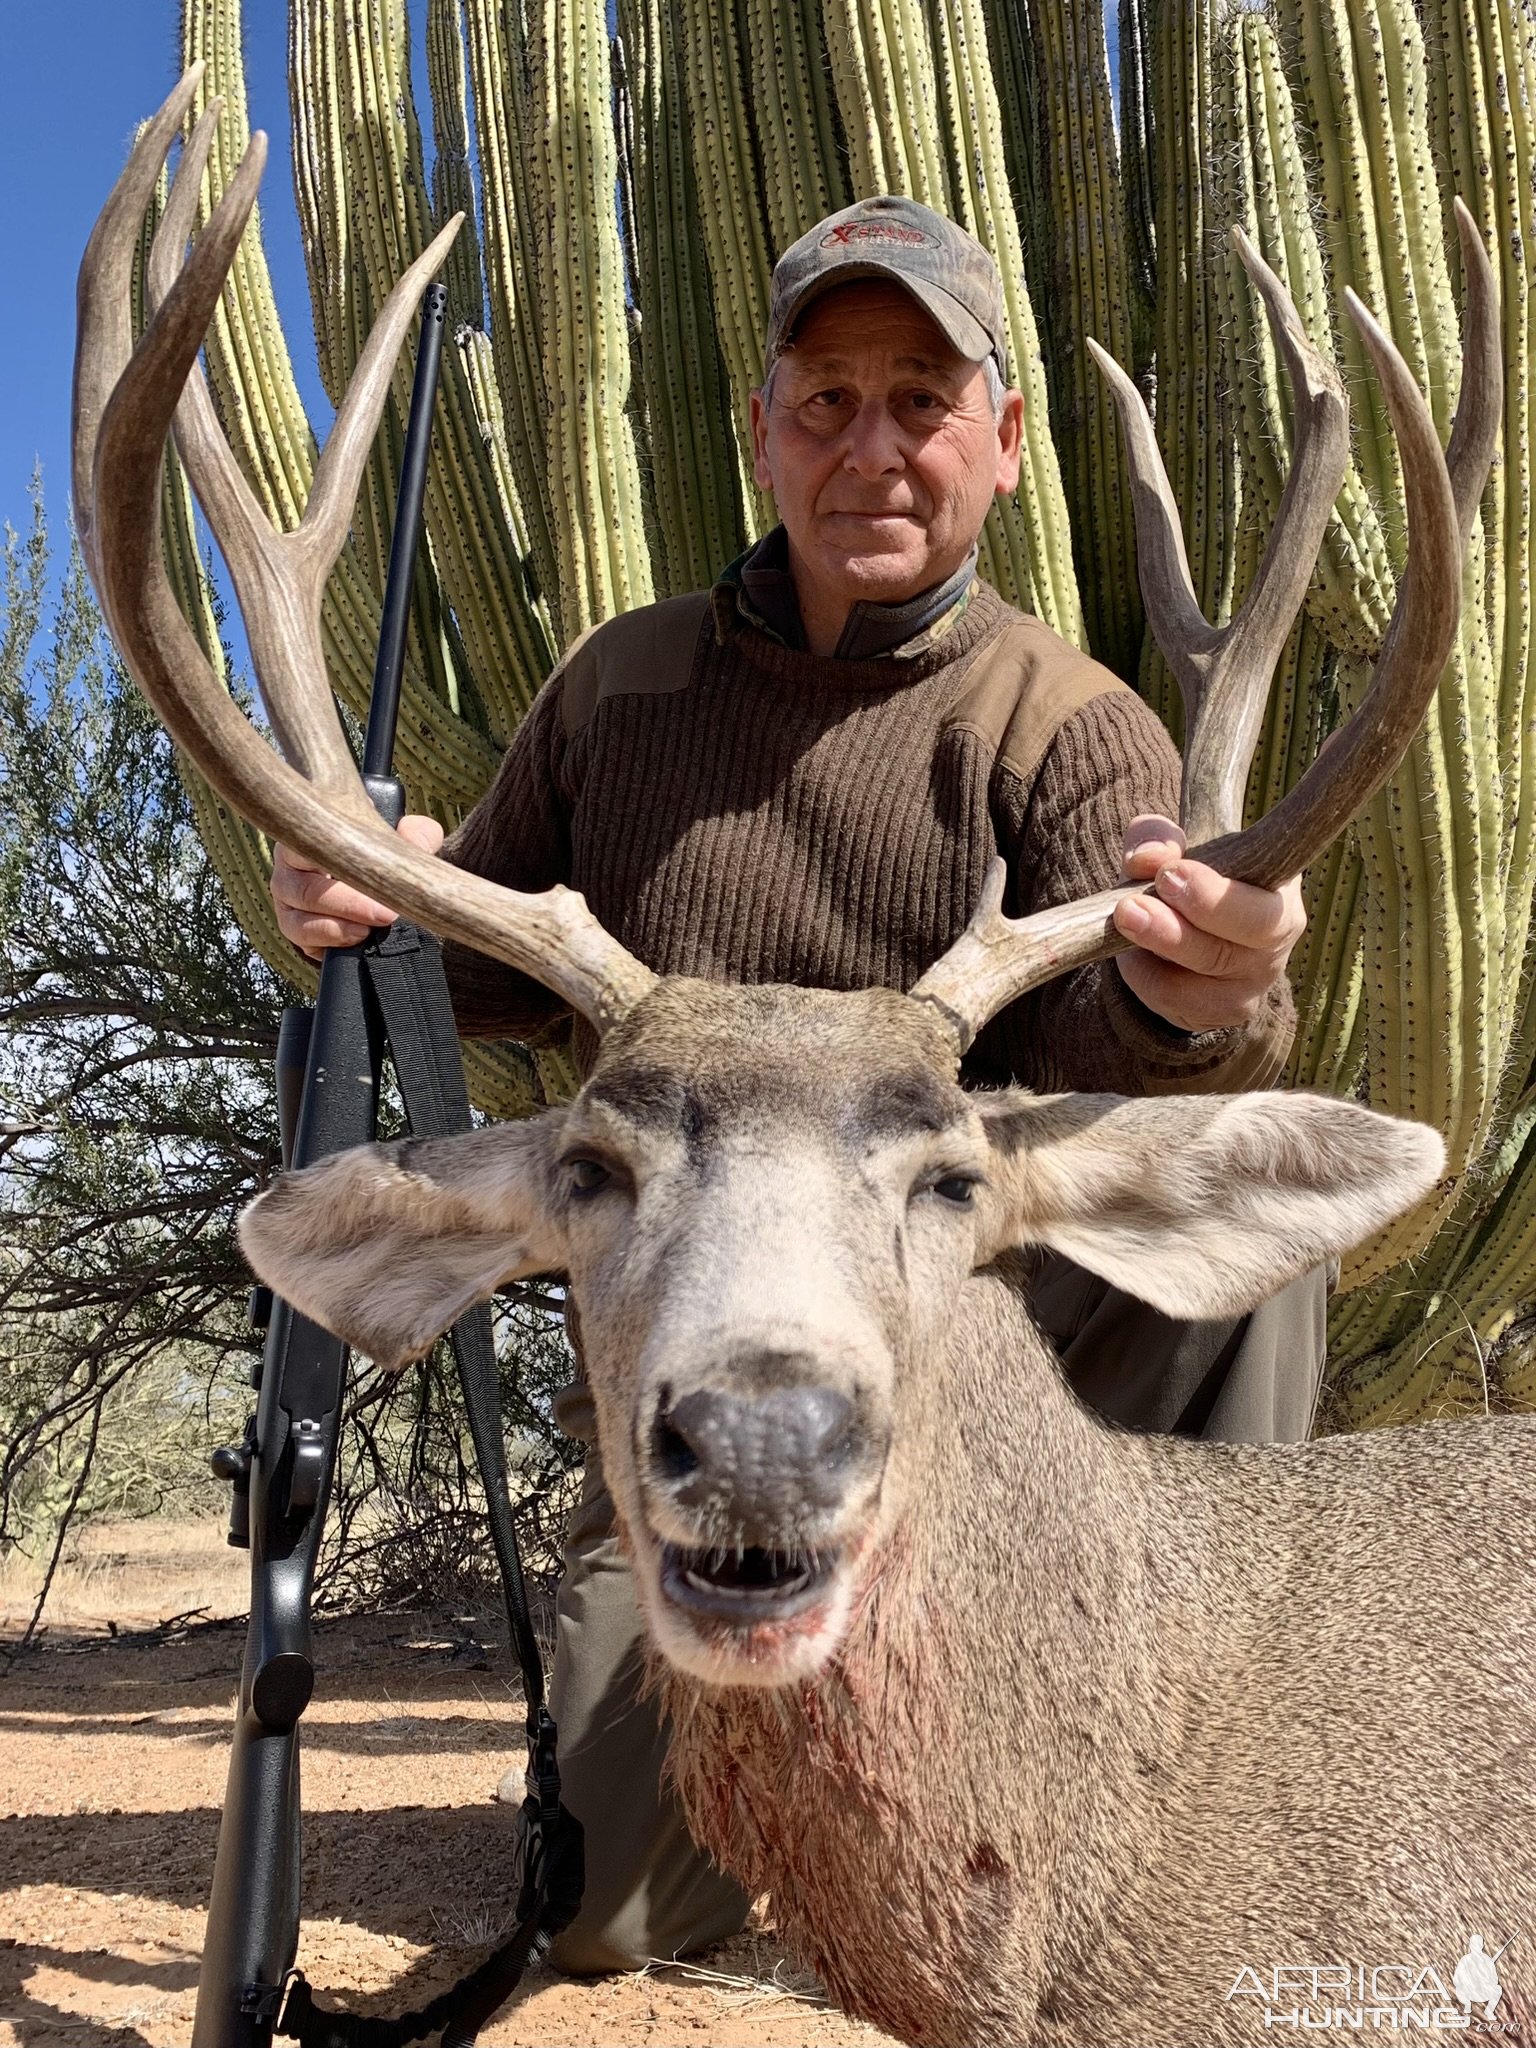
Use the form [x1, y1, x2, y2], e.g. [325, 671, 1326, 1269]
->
[538, 1257, 1329, 1973]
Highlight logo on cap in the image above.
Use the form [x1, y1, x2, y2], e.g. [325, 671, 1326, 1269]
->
[819, 222, 935, 249]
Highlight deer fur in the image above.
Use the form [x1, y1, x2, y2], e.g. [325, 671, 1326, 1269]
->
[241, 981, 1536, 2047]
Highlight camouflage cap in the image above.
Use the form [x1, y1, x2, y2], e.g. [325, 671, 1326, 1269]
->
[765, 195, 1007, 375]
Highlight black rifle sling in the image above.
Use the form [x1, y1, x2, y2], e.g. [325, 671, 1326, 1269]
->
[365, 922, 546, 1724]
[279, 919, 584, 2048]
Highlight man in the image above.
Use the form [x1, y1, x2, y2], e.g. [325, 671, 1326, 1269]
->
[272, 195, 1319, 1971]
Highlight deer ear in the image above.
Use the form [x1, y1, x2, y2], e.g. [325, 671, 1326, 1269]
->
[238, 1114, 570, 1372]
[974, 1089, 1445, 1319]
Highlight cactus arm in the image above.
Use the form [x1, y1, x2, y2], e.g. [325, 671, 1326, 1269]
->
[1139, 0, 1241, 736]
[979, 0, 1054, 364]
[1117, 0, 1156, 376]
[671, 0, 776, 537]
[740, 0, 842, 253]
[1423, 0, 1536, 1060]
[458, 0, 563, 621]
[822, 0, 945, 197]
[939, 0, 1084, 636]
[1220, 14, 1394, 662]
[1286, 829, 1366, 1099]
[1023, 0, 1142, 674]
[425, 0, 486, 319]
[615, 0, 748, 595]
[292, 2, 556, 717]
[529, 0, 656, 639]
[426, 0, 557, 707]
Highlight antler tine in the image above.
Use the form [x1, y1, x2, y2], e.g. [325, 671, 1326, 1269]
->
[74, 64, 206, 585]
[912, 211, 1498, 1056]
[1446, 197, 1502, 546]
[147, 99, 269, 565]
[908, 857, 1139, 1054]
[1087, 234, 1350, 847]
[1196, 232, 1352, 831]
[1081, 338, 1216, 702]
[75, 72, 658, 1037]
[1193, 285, 1468, 890]
[145, 100, 463, 796]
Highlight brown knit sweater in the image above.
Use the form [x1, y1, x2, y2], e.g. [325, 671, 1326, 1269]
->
[440, 577, 1294, 1093]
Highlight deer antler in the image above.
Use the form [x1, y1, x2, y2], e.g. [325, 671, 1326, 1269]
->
[74, 68, 656, 1037]
[912, 206, 1501, 1052]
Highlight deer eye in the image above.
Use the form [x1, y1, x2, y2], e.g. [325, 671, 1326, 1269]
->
[567, 1157, 611, 1197]
[930, 1174, 978, 1207]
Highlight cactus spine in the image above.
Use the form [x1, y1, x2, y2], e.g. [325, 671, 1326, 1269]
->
[166, 0, 1536, 1420]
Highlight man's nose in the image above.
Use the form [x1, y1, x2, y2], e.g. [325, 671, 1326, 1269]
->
[648, 1381, 871, 1539]
[841, 399, 905, 477]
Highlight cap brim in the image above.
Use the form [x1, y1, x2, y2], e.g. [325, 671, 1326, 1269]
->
[772, 264, 995, 365]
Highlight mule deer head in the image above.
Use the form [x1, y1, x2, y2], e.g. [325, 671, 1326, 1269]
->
[76, 74, 1497, 1689]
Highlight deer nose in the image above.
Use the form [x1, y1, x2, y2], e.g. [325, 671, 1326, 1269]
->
[651, 1385, 862, 1535]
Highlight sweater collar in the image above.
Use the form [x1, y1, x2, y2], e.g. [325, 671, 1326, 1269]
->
[710, 566, 1010, 695]
[716, 525, 980, 661]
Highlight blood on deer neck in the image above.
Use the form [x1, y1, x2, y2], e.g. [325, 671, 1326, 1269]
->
[659, 1261, 1178, 2044]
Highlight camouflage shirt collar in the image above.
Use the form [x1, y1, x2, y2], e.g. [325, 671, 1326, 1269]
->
[714, 525, 980, 660]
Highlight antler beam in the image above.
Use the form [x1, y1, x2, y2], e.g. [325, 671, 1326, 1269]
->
[74, 69, 656, 1038]
[912, 204, 1500, 1053]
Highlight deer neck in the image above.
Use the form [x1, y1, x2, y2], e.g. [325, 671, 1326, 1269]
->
[661, 1260, 1181, 2043]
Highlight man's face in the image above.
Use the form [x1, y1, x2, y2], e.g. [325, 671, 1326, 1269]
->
[750, 279, 1024, 615]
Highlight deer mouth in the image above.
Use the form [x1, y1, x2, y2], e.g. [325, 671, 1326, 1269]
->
[660, 1541, 840, 1622]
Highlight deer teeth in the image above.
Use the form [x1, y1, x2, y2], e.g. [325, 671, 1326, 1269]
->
[681, 1560, 813, 1600]
[662, 1541, 839, 1617]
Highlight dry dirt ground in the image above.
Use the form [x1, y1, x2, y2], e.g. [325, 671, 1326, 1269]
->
[0, 1520, 895, 2048]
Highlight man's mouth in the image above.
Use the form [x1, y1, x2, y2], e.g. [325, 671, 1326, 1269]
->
[659, 1540, 840, 1622]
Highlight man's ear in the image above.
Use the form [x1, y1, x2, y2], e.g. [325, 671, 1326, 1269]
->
[749, 387, 774, 491]
[238, 1113, 570, 1372]
[974, 1089, 1445, 1319]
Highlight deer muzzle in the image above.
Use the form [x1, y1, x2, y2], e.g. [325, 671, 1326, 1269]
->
[644, 1377, 884, 1626]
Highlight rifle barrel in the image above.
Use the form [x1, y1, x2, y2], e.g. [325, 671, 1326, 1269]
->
[362, 281, 449, 782]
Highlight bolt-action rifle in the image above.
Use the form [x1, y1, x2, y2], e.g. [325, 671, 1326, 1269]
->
[195, 283, 582, 2048]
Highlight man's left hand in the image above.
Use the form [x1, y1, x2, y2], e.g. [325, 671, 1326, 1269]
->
[1111, 814, 1306, 1034]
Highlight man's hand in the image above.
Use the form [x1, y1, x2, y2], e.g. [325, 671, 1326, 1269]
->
[271, 814, 445, 961]
[1111, 814, 1305, 1034]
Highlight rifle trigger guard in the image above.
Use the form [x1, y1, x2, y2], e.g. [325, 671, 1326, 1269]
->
[286, 1418, 327, 1513]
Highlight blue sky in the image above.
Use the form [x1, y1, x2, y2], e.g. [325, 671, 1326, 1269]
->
[0, 7, 336, 549]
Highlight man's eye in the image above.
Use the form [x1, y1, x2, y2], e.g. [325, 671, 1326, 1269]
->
[799, 389, 855, 426]
[900, 390, 948, 424]
[568, 1158, 611, 1196]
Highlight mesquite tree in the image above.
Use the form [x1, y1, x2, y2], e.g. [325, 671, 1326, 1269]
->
[160, 0, 1536, 1427]
[0, 498, 577, 1633]
[0, 496, 276, 1611]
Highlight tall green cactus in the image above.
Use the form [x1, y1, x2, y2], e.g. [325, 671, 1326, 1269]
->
[164, 0, 1536, 1424]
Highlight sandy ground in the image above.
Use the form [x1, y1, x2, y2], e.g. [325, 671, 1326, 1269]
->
[0, 1521, 893, 2048]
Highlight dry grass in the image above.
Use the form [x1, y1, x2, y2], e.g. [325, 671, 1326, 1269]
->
[0, 1513, 247, 1633]
[640, 1951, 832, 2015]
